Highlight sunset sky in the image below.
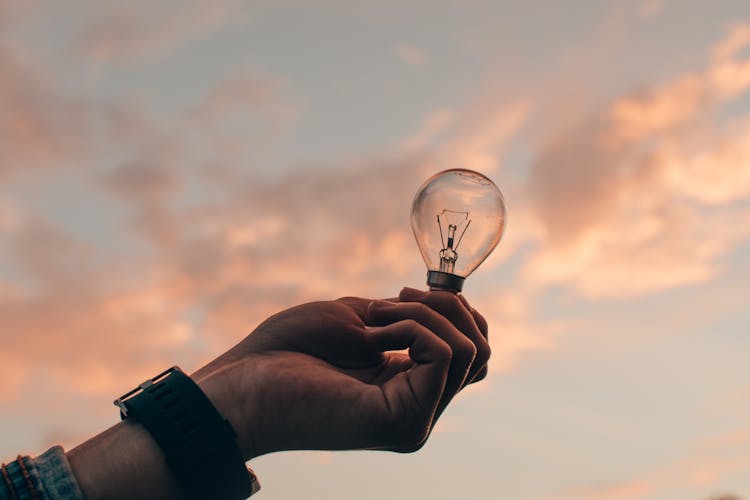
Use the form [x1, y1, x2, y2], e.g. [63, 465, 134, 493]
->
[1, 1, 750, 499]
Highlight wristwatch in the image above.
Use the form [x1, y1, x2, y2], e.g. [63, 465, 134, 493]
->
[114, 366, 260, 499]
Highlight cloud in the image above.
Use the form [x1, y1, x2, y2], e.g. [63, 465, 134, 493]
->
[550, 425, 750, 499]
[3, 10, 750, 479]
[97, 161, 183, 249]
[638, 0, 665, 18]
[470, 290, 557, 374]
[184, 71, 300, 160]
[522, 24, 750, 298]
[524, 202, 750, 298]
[101, 162, 182, 204]
[72, 0, 244, 63]
[2, 1, 473, 414]
[192, 72, 297, 123]
[0, 45, 94, 179]
[553, 479, 653, 500]
[0, 151, 428, 407]
[435, 100, 531, 174]
[609, 73, 707, 142]
[0, 134, 546, 409]
[156, 154, 434, 332]
[0, 35, 175, 185]
[399, 108, 455, 151]
[393, 44, 428, 66]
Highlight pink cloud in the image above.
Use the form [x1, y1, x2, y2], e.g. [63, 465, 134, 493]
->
[0, 152, 430, 409]
[637, 0, 665, 18]
[470, 290, 557, 374]
[523, 24, 750, 298]
[435, 100, 531, 174]
[184, 71, 300, 158]
[550, 426, 750, 499]
[553, 479, 653, 500]
[0, 33, 175, 187]
[609, 73, 707, 142]
[393, 44, 428, 66]
[3, 10, 750, 477]
[192, 72, 297, 123]
[72, 0, 243, 63]
[0, 213, 191, 399]
[0, 45, 94, 178]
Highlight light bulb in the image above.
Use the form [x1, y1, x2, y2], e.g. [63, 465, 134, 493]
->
[410, 169, 506, 292]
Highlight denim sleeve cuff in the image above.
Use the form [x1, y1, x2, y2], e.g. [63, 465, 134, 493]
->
[1, 446, 84, 500]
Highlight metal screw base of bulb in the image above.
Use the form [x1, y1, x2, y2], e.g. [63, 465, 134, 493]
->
[426, 270, 465, 293]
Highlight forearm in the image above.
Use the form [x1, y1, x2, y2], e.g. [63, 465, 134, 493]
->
[66, 371, 250, 500]
[67, 420, 184, 500]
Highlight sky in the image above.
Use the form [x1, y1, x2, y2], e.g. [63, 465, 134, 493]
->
[1, 1, 749, 499]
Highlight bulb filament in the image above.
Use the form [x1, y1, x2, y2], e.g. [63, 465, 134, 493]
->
[437, 210, 471, 274]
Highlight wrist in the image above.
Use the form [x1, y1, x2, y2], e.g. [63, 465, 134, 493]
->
[194, 363, 259, 461]
[115, 366, 259, 497]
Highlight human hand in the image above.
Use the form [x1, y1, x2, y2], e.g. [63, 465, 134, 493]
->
[377, 287, 491, 420]
[193, 288, 490, 459]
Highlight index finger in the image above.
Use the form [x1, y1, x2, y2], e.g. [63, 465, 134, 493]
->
[399, 288, 491, 387]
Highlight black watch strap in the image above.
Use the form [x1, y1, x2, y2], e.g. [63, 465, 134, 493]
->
[114, 366, 259, 499]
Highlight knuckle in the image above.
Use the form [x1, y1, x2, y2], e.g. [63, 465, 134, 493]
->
[455, 341, 477, 365]
[421, 290, 456, 311]
[434, 291, 462, 312]
[475, 342, 491, 365]
[435, 339, 453, 362]
[475, 313, 489, 336]
[401, 318, 422, 331]
[411, 301, 433, 317]
[472, 367, 488, 383]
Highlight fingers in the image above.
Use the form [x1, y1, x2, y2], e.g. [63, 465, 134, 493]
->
[459, 294, 489, 339]
[336, 296, 398, 324]
[338, 291, 490, 386]
[467, 305, 489, 383]
[399, 288, 491, 387]
[365, 320, 451, 449]
[369, 300, 476, 415]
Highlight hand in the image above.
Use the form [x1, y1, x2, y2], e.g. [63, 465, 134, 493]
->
[67, 289, 490, 499]
[380, 287, 491, 420]
[193, 288, 490, 459]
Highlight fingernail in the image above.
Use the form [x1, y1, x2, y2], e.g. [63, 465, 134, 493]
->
[369, 299, 395, 310]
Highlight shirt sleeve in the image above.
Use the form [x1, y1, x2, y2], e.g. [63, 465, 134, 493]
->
[1, 446, 84, 500]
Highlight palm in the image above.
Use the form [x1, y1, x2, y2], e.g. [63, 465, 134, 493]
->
[242, 350, 416, 455]
[200, 300, 426, 456]
[194, 291, 487, 458]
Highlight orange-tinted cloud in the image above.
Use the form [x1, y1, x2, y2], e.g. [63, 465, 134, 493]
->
[393, 44, 428, 66]
[72, 0, 244, 63]
[470, 290, 557, 374]
[3, 12, 750, 485]
[435, 101, 531, 174]
[637, 0, 665, 18]
[550, 428, 750, 499]
[523, 24, 750, 298]
[0, 45, 93, 178]
[553, 479, 653, 500]
[0, 152, 430, 408]
[0, 210, 192, 401]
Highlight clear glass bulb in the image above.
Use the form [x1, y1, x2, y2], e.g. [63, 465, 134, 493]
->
[410, 169, 506, 292]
